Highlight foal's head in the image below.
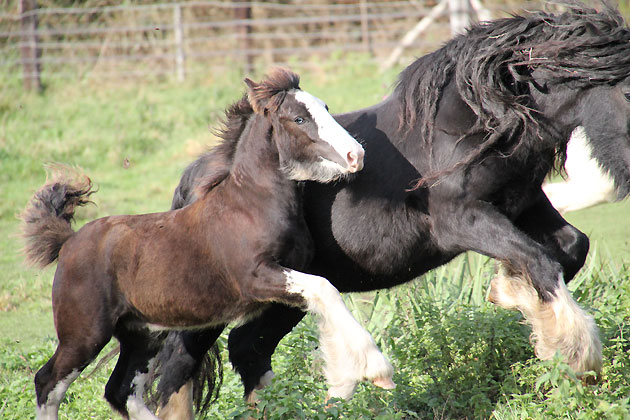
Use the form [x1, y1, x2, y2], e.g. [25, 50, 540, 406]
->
[245, 68, 364, 182]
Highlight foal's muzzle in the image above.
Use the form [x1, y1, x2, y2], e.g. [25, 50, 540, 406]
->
[346, 148, 365, 173]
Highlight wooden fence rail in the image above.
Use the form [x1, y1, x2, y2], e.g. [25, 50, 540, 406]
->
[0, 0, 543, 88]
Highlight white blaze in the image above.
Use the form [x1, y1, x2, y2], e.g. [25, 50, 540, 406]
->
[293, 89, 364, 168]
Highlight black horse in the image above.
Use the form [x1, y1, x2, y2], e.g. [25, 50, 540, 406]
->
[156, 3, 630, 418]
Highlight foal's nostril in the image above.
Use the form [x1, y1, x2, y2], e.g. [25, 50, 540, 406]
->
[347, 152, 358, 170]
[347, 150, 364, 172]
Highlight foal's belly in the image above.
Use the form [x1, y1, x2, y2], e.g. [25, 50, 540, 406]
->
[127, 291, 269, 330]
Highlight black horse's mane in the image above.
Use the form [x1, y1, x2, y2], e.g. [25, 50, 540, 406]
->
[396, 1, 630, 186]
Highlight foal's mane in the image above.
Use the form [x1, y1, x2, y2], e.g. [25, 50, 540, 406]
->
[397, 1, 630, 186]
[196, 68, 301, 194]
[247, 68, 300, 114]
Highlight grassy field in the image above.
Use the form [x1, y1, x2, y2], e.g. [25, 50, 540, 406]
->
[1, 58, 629, 419]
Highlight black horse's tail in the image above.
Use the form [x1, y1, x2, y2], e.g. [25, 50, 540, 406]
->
[20, 165, 93, 268]
[192, 348, 223, 413]
[191, 349, 222, 414]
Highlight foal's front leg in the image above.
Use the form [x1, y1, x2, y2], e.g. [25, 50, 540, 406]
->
[255, 264, 395, 399]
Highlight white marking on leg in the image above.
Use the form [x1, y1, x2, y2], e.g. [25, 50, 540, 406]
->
[533, 276, 602, 374]
[285, 270, 394, 399]
[245, 370, 276, 404]
[258, 369, 275, 388]
[156, 380, 194, 420]
[36, 369, 80, 420]
[489, 268, 602, 375]
[488, 267, 538, 311]
[126, 358, 160, 420]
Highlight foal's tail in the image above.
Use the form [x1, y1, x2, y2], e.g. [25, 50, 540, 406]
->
[20, 165, 94, 268]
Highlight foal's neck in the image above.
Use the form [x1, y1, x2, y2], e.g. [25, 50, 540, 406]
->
[230, 114, 299, 202]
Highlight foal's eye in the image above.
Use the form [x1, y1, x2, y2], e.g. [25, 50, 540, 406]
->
[624, 92, 630, 102]
[294, 116, 305, 125]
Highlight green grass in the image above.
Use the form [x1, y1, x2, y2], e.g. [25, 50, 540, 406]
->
[565, 200, 630, 258]
[1, 57, 629, 419]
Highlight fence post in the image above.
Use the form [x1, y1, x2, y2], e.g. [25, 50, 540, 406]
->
[448, 0, 473, 35]
[381, 0, 448, 70]
[173, 3, 185, 82]
[19, 0, 41, 91]
[359, 0, 370, 53]
[234, 0, 253, 75]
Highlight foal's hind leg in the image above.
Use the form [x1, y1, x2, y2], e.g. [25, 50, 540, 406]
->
[35, 289, 113, 419]
[35, 337, 111, 419]
[35, 348, 86, 420]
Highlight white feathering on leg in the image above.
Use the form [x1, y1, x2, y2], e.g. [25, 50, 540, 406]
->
[36, 370, 80, 420]
[284, 270, 394, 399]
[489, 267, 602, 376]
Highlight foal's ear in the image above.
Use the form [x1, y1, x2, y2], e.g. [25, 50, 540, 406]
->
[244, 78, 266, 115]
[244, 77, 257, 90]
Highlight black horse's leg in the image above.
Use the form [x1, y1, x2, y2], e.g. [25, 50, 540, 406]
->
[104, 327, 162, 419]
[432, 200, 601, 376]
[155, 326, 224, 420]
[228, 304, 306, 401]
[515, 190, 589, 283]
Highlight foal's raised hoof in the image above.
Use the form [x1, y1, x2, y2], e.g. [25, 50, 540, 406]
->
[371, 376, 396, 389]
[325, 376, 396, 403]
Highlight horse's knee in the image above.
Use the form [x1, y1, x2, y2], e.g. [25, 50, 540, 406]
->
[563, 227, 589, 282]
[155, 349, 197, 400]
[553, 225, 589, 282]
[228, 347, 273, 397]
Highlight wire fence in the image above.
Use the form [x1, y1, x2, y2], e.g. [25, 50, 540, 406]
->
[1, 0, 543, 88]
